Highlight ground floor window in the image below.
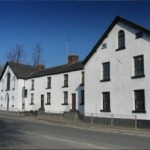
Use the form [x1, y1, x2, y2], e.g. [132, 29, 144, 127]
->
[30, 93, 34, 105]
[46, 92, 51, 105]
[63, 91, 68, 105]
[101, 92, 110, 112]
[133, 89, 146, 113]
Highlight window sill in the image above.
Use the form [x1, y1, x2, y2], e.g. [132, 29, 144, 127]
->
[80, 103, 84, 105]
[132, 110, 146, 113]
[131, 75, 145, 79]
[116, 47, 126, 51]
[100, 110, 111, 112]
[45, 103, 51, 105]
[62, 86, 69, 88]
[30, 89, 34, 91]
[100, 79, 111, 82]
[80, 83, 84, 87]
[30, 103, 34, 105]
[62, 103, 68, 105]
[46, 87, 51, 89]
[5, 89, 10, 91]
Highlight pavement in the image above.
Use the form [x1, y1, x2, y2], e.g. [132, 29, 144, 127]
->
[1, 111, 150, 137]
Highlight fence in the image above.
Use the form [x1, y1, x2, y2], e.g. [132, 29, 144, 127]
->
[83, 113, 137, 129]
[36, 110, 138, 129]
[0, 107, 20, 117]
[1, 108, 150, 129]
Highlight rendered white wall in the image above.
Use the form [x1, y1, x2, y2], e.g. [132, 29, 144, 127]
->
[85, 22, 150, 120]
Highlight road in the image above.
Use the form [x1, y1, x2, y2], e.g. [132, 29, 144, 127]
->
[0, 115, 150, 149]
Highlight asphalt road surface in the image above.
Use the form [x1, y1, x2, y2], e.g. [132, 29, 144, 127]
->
[0, 115, 150, 149]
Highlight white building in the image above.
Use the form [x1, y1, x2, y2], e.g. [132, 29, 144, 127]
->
[0, 55, 84, 114]
[84, 16, 150, 120]
[0, 16, 150, 121]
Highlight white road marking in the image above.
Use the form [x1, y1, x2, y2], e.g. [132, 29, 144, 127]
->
[24, 131, 106, 149]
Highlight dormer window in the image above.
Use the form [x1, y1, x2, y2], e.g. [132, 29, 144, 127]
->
[6, 72, 11, 91]
[117, 30, 125, 51]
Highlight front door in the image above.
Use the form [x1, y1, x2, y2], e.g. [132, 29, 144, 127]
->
[72, 93, 76, 111]
[41, 95, 44, 110]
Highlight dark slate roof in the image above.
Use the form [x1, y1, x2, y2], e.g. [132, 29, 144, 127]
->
[8, 62, 36, 79]
[0, 61, 36, 79]
[28, 61, 84, 78]
[0, 61, 84, 80]
[83, 16, 150, 64]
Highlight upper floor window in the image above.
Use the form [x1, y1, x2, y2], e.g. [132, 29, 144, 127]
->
[132, 55, 145, 79]
[1, 79, 4, 92]
[117, 30, 125, 50]
[132, 90, 146, 113]
[31, 80, 34, 90]
[101, 92, 111, 112]
[63, 74, 68, 87]
[135, 32, 143, 39]
[47, 77, 51, 89]
[6, 72, 11, 91]
[101, 43, 107, 49]
[12, 77, 15, 90]
[101, 62, 110, 82]
[81, 71, 84, 86]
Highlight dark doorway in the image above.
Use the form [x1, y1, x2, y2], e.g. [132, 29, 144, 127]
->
[72, 93, 76, 111]
[41, 95, 44, 110]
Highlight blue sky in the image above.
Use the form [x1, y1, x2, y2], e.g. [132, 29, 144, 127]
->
[0, 1, 150, 67]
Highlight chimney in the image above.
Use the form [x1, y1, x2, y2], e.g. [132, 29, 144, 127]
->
[35, 64, 45, 71]
[68, 54, 79, 64]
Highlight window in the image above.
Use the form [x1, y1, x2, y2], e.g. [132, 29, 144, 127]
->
[81, 71, 84, 86]
[101, 62, 110, 82]
[1, 79, 4, 92]
[47, 77, 51, 89]
[132, 55, 145, 78]
[117, 30, 125, 50]
[30, 93, 34, 105]
[101, 92, 110, 112]
[12, 77, 15, 90]
[24, 89, 27, 98]
[6, 72, 11, 91]
[63, 74, 68, 87]
[80, 90, 84, 105]
[46, 92, 51, 105]
[101, 43, 107, 49]
[136, 32, 143, 39]
[31, 80, 34, 90]
[63, 91, 68, 105]
[132, 90, 146, 113]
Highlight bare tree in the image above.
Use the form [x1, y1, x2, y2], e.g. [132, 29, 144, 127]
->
[6, 44, 25, 63]
[32, 43, 43, 66]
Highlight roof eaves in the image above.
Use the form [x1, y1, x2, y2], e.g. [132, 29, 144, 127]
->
[83, 16, 150, 64]
[83, 16, 119, 64]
